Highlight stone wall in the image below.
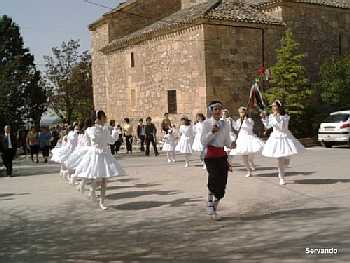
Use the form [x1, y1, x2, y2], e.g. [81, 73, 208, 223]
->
[203, 23, 283, 118]
[91, 23, 109, 112]
[182, 0, 209, 9]
[104, 25, 207, 129]
[109, 0, 181, 41]
[265, 3, 350, 82]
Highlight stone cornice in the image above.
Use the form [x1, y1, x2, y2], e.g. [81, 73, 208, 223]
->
[89, 0, 137, 31]
[100, 17, 285, 54]
[256, 0, 350, 9]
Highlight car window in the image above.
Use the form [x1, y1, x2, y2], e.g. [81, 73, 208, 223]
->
[325, 114, 350, 123]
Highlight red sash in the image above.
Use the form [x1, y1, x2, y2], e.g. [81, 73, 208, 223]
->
[205, 146, 226, 159]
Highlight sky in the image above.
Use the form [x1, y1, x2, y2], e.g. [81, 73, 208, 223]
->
[1, 0, 124, 70]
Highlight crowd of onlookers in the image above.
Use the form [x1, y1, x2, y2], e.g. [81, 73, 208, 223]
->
[0, 124, 73, 176]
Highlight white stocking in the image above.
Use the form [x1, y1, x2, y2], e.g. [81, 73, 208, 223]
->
[278, 158, 286, 179]
[242, 155, 251, 173]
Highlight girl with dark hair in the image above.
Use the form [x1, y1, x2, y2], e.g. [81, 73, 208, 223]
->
[230, 107, 264, 177]
[176, 117, 194, 167]
[261, 100, 304, 185]
[162, 127, 177, 163]
[192, 113, 206, 169]
[71, 111, 126, 210]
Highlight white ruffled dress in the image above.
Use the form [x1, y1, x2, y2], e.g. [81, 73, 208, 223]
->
[71, 124, 125, 179]
[65, 132, 91, 170]
[175, 125, 194, 154]
[192, 122, 204, 152]
[230, 118, 264, 156]
[162, 133, 176, 152]
[51, 131, 78, 164]
[262, 114, 305, 158]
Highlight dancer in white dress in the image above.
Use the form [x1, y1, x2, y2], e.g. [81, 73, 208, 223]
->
[72, 111, 125, 210]
[192, 113, 206, 169]
[230, 107, 264, 177]
[176, 117, 194, 167]
[162, 128, 177, 163]
[65, 119, 93, 192]
[51, 125, 79, 182]
[261, 100, 305, 185]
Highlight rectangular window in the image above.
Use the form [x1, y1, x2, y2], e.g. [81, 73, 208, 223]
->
[131, 52, 135, 68]
[130, 89, 136, 107]
[167, 90, 177, 114]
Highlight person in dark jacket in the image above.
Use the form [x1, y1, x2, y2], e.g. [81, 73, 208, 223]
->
[145, 117, 158, 156]
[137, 118, 146, 152]
[0, 125, 17, 176]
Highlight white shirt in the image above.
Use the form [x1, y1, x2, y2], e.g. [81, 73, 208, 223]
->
[201, 117, 232, 148]
[5, 133, 12, 149]
[262, 114, 291, 138]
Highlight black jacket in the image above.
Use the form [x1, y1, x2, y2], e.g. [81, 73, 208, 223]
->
[145, 124, 157, 139]
[0, 133, 17, 153]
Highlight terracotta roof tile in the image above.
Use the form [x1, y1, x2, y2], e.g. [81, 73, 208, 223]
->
[101, 0, 283, 53]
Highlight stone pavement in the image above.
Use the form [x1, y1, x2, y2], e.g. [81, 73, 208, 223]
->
[1, 147, 350, 262]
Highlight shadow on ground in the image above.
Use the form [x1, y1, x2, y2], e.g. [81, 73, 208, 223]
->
[0, 204, 349, 262]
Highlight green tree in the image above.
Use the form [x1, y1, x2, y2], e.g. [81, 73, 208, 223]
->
[0, 15, 48, 130]
[265, 29, 313, 137]
[44, 40, 93, 124]
[318, 54, 350, 110]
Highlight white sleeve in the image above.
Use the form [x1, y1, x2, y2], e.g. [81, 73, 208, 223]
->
[224, 124, 233, 147]
[201, 121, 215, 146]
[262, 115, 272, 129]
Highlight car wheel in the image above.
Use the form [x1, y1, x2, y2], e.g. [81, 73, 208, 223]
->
[324, 142, 333, 148]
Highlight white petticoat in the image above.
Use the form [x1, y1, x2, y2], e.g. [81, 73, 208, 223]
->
[162, 142, 176, 152]
[71, 147, 125, 179]
[175, 137, 193, 154]
[230, 134, 264, 155]
[65, 146, 91, 170]
[262, 133, 305, 158]
[192, 134, 203, 152]
[51, 145, 73, 164]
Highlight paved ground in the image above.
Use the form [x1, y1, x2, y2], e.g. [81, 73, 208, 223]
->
[1, 146, 350, 263]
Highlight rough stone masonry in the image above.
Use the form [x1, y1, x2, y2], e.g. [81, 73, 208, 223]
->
[89, 0, 350, 128]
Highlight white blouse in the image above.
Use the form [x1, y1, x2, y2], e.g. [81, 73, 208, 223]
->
[262, 114, 291, 138]
[201, 117, 232, 147]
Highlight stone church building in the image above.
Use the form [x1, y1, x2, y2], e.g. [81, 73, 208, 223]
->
[89, 0, 350, 125]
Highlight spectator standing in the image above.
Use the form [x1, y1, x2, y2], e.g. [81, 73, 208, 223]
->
[0, 125, 17, 176]
[145, 117, 159, 156]
[27, 127, 40, 163]
[161, 113, 172, 133]
[137, 118, 146, 152]
[123, 118, 133, 154]
[39, 127, 52, 163]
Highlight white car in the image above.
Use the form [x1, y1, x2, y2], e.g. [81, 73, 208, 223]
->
[318, 111, 350, 148]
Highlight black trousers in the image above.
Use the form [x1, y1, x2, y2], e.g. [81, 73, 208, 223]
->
[30, 145, 39, 159]
[1, 149, 15, 176]
[110, 144, 116, 155]
[139, 135, 145, 151]
[41, 146, 50, 158]
[125, 135, 133, 153]
[204, 156, 229, 200]
[145, 136, 158, 156]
